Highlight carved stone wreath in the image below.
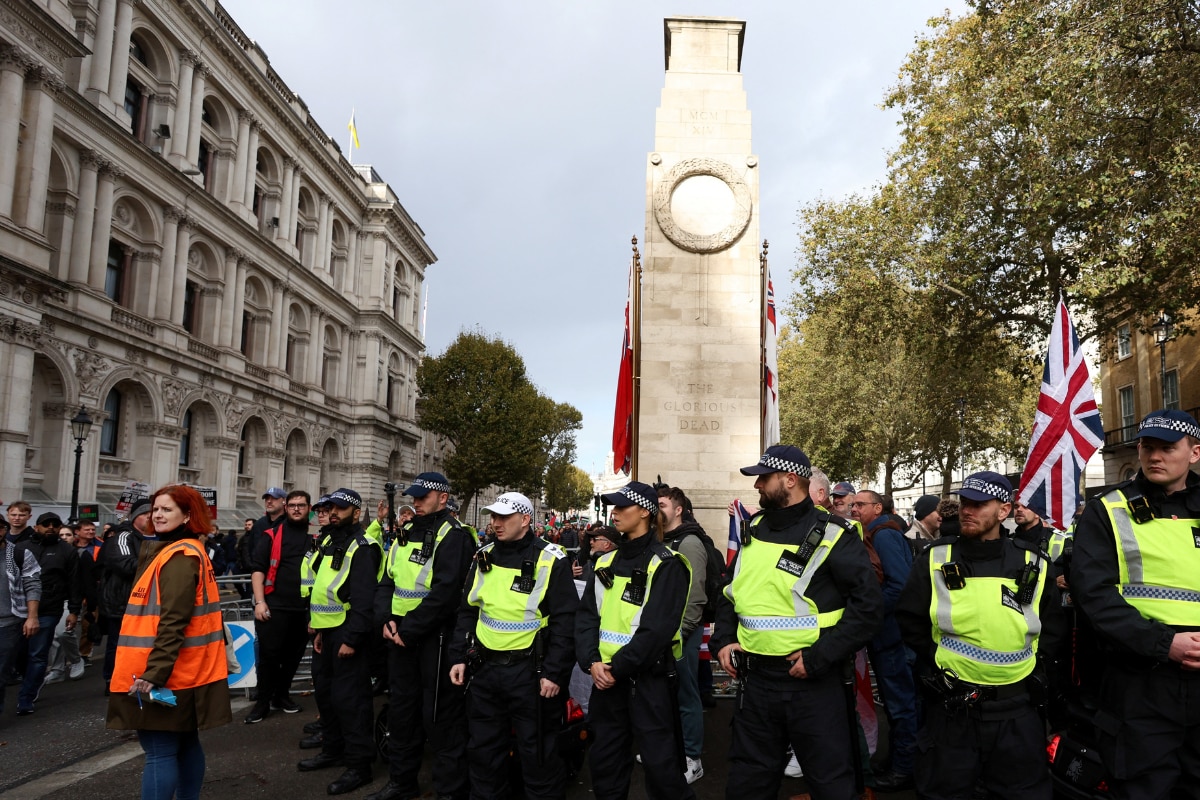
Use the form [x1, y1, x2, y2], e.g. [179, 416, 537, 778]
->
[652, 157, 752, 253]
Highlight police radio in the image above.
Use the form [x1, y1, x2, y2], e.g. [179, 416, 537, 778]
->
[1016, 561, 1041, 605]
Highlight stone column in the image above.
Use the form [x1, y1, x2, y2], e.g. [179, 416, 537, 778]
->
[308, 307, 322, 385]
[242, 121, 259, 209]
[231, 259, 247, 350]
[170, 51, 196, 158]
[89, 0, 117, 96]
[336, 325, 350, 397]
[268, 282, 285, 368]
[231, 110, 251, 209]
[68, 151, 101, 284]
[289, 165, 302, 244]
[272, 284, 288, 369]
[370, 233, 387, 302]
[364, 333, 382, 405]
[14, 69, 62, 232]
[155, 206, 182, 320]
[87, 163, 121, 291]
[278, 158, 295, 238]
[0, 47, 29, 220]
[315, 195, 330, 273]
[0, 315, 39, 504]
[169, 219, 192, 324]
[107, 0, 137, 104]
[185, 64, 207, 167]
[218, 247, 241, 347]
[342, 227, 359, 296]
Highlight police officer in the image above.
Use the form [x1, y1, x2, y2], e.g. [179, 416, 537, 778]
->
[576, 480, 695, 800]
[896, 471, 1064, 800]
[368, 472, 475, 800]
[297, 488, 382, 796]
[449, 492, 578, 799]
[713, 445, 882, 800]
[1072, 409, 1200, 798]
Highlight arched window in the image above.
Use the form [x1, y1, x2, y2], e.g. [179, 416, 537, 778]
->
[100, 388, 122, 456]
[179, 409, 193, 466]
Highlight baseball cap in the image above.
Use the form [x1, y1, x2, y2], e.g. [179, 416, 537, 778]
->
[404, 472, 451, 498]
[313, 494, 332, 509]
[1137, 409, 1200, 443]
[261, 487, 286, 500]
[129, 500, 152, 520]
[37, 512, 63, 528]
[588, 525, 621, 544]
[483, 492, 534, 517]
[328, 488, 362, 509]
[954, 471, 1013, 503]
[740, 445, 812, 477]
[831, 481, 857, 497]
[601, 481, 659, 511]
[913, 495, 941, 520]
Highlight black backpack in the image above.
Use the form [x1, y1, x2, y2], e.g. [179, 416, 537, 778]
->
[669, 528, 730, 623]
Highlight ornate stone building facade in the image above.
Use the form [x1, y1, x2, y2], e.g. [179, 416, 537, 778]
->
[0, 0, 441, 524]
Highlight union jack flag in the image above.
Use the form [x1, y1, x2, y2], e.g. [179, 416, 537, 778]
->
[1017, 299, 1104, 530]
[727, 499, 750, 567]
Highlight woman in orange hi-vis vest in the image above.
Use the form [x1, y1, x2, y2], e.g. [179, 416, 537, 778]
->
[107, 485, 231, 800]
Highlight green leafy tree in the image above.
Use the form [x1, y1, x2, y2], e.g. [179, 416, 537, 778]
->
[415, 330, 582, 511]
[544, 462, 595, 513]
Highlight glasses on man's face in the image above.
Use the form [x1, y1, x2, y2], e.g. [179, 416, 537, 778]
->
[850, 501, 879, 508]
[286, 503, 310, 510]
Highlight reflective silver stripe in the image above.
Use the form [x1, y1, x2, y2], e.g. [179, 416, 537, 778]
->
[480, 611, 541, 633]
[117, 635, 155, 648]
[1107, 493, 1143, 584]
[1122, 584, 1200, 604]
[181, 630, 225, 647]
[790, 522, 842, 616]
[466, 544, 496, 606]
[930, 544, 956, 636]
[195, 601, 222, 616]
[941, 634, 1034, 666]
[740, 615, 819, 631]
[599, 629, 633, 646]
[593, 552, 616, 614]
[394, 587, 430, 599]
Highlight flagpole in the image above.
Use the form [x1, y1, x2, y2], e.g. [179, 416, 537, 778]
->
[630, 235, 642, 482]
[760, 240, 768, 452]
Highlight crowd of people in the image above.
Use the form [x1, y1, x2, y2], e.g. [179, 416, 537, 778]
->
[1, 405, 1198, 800]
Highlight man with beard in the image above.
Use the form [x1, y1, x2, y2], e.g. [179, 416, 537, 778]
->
[449, 492, 578, 799]
[297, 489, 382, 796]
[713, 445, 882, 799]
[658, 485, 710, 784]
[1012, 500, 1071, 567]
[246, 490, 314, 723]
[12, 512, 80, 714]
[367, 472, 475, 800]
[897, 471, 1064, 800]
[851, 490, 917, 793]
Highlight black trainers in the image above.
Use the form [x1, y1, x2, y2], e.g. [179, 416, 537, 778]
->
[272, 695, 301, 714]
[244, 704, 270, 724]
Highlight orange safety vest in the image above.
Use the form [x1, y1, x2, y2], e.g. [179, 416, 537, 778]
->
[110, 539, 227, 693]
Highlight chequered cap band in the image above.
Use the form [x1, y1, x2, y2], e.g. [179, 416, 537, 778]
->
[757, 454, 812, 478]
[330, 491, 361, 508]
[1139, 415, 1200, 440]
[618, 487, 658, 511]
[413, 478, 451, 494]
[498, 495, 533, 516]
[961, 477, 1011, 502]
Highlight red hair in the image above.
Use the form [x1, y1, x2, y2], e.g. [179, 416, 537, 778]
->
[151, 485, 214, 537]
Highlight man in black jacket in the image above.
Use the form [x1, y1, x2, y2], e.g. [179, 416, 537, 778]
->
[367, 473, 476, 800]
[449, 492, 578, 799]
[246, 489, 314, 723]
[712, 445, 882, 800]
[13, 512, 80, 714]
[1072, 409, 1200, 799]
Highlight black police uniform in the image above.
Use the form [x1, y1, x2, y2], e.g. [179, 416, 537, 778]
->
[1072, 470, 1200, 799]
[450, 529, 578, 799]
[372, 507, 476, 800]
[710, 497, 882, 800]
[576, 533, 695, 800]
[303, 519, 383, 783]
[896, 534, 1066, 800]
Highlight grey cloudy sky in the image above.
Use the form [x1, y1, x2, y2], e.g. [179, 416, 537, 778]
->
[221, 0, 966, 478]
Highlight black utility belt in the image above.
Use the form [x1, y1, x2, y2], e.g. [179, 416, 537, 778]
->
[741, 653, 796, 672]
[478, 645, 535, 666]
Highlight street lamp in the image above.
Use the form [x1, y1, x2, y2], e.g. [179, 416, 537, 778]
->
[1151, 311, 1174, 408]
[69, 405, 93, 524]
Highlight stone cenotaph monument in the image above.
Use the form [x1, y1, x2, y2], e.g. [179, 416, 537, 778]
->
[638, 17, 762, 543]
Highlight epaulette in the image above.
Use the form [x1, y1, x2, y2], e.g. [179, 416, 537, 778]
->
[533, 538, 566, 560]
[647, 539, 677, 562]
[1011, 536, 1048, 563]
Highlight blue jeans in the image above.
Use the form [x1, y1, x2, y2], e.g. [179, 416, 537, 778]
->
[137, 729, 205, 800]
[869, 639, 919, 775]
[677, 625, 704, 759]
[17, 614, 57, 710]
